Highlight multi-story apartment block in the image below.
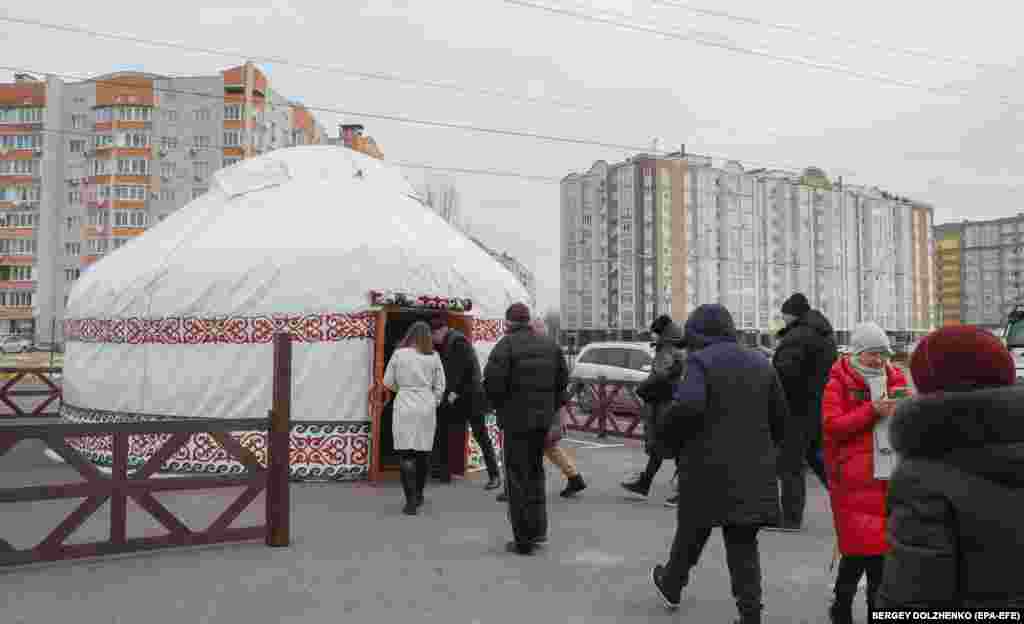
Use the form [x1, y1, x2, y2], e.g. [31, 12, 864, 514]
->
[561, 153, 935, 347]
[931, 216, 1024, 329]
[0, 63, 326, 340]
[327, 124, 384, 160]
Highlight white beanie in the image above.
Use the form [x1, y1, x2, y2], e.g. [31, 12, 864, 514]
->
[851, 322, 892, 355]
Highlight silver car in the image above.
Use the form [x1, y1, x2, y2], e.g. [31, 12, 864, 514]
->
[0, 335, 32, 354]
[570, 341, 654, 413]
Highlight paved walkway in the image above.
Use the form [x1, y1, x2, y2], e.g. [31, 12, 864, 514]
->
[0, 434, 851, 624]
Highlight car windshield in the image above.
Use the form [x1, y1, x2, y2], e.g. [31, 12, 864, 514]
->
[578, 347, 651, 371]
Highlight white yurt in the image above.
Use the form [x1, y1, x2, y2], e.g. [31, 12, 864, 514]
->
[59, 145, 530, 481]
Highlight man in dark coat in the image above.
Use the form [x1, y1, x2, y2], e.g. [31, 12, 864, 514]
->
[877, 326, 1024, 613]
[650, 304, 788, 624]
[623, 314, 686, 506]
[483, 302, 570, 555]
[771, 292, 837, 531]
[430, 315, 501, 489]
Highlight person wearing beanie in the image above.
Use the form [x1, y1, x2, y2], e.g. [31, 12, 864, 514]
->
[483, 303, 570, 555]
[877, 326, 1024, 612]
[650, 304, 788, 623]
[771, 292, 838, 531]
[496, 318, 586, 503]
[623, 314, 687, 507]
[820, 322, 909, 623]
[427, 314, 501, 490]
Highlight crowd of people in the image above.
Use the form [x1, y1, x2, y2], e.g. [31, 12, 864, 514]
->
[380, 295, 1024, 623]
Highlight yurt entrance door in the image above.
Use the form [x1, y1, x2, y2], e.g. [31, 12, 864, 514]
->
[370, 308, 474, 483]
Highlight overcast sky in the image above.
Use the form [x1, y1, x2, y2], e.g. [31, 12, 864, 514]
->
[3, 0, 1023, 313]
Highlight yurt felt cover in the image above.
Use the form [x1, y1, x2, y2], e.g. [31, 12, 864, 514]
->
[61, 147, 528, 476]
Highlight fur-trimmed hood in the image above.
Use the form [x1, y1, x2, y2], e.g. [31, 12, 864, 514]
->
[891, 385, 1024, 488]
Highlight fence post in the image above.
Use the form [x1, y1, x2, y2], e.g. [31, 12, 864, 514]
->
[267, 332, 291, 547]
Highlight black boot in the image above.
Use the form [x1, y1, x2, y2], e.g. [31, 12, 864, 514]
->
[415, 452, 428, 508]
[621, 473, 652, 497]
[399, 458, 418, 515]
[561, 474, 587, 498]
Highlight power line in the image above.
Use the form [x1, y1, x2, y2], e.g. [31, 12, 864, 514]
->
[0, 12, 595, 113]
[0, 64, 820, 174]
[651, 0, 1020, 75]
[504, 0, 1018, 107]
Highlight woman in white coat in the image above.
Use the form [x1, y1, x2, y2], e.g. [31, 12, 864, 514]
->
[383, 321, 447, 515]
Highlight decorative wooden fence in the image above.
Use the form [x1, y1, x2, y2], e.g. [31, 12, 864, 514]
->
[0, 367, 63, 418]
[0, 333, 293, 567]
[561, 377, 644, 439]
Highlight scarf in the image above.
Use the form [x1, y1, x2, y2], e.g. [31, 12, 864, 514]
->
[849, 355, 888, 400]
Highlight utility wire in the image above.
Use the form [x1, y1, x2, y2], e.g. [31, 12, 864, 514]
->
[504, 0, 1018, 107]
[651, 0, 1019, 75]
[0, 12, 595, 113]
[0, 64, 820, 174]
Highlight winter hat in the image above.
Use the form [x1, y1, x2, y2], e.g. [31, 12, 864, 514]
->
[529, 317, 547, 335]
[505, 303, 531, 324]
[850, 322, 892, 356]
[910, 325, 1015, 394]
[781, 293, 811, 317]
[429, 315, 447, 331]
[649, 315, 673, 335]
[683, 304, 737, 348]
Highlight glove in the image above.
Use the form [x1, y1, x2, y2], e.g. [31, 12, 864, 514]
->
[447, 392, 459, 405]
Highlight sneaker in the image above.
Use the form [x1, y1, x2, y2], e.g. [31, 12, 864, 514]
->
[650, 565, 681, 610]
[621, 475, 652, 498]
[664, 495, 679, 508]
[505, 540, 535, 556]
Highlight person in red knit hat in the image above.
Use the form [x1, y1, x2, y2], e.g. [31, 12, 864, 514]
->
[877, 325, 1024, 612]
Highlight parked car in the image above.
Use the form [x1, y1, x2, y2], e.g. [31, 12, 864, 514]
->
[569, 342, 654, 413]
[0, 335, 32, 354]
[31, 341, 63, 353]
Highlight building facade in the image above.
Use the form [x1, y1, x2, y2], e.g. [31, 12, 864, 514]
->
[0, 64, 326, 340]
[561, 154, 936, 347]
[931, 216, 1024, 329]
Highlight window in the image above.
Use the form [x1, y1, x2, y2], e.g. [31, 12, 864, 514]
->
[626, 350, 652, 371]
[192, 188, 207, 200]
[94, 134, 113, 149]
[64, 268, 80, 282]
[0, 238, 37, 255]
[0, 160, 41, 176]
[160, 136, 178, 150]
[113, 186, 147, 201]
[0, 134, 42, 150]
[159, 189, 176, 202]
[193, 108, 211, 122]
[64, 242, 81, 256]
[192, 135, 211, 148]
[70, 114, 87, 129]
[113, 238, 128, 250]
[162, 109, 178, 122]
[95, 107, 114, 123]
[116, 158, 150, 176]
[224, 104, 242, 120]
[69, 139, 86, 153]
[223, 157, 241, 168]
[0, 291, 34, 306]
[193, 161, 210, 179]
[1, 212, 39, 228]
[117, 132, 150, 148]
[130, 211, 147, 227]
[582, 215, 592, 226]
[117, 107, 152, 122]
[92, 159, 112, 176]
[160, 162, 175, 178]
[576, 348, 607, 365]
[223, 131, 241, 147]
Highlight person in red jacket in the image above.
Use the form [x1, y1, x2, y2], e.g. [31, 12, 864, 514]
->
[821, 322, 909, 623]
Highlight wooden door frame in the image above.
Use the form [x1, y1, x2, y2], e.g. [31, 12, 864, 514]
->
[368, 307, 476, 483]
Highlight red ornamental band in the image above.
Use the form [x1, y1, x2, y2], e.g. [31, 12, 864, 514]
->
[62, 314, 507, 344]
[368, 290, 473, 311]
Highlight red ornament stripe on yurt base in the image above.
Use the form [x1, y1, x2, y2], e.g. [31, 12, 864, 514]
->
[62, 313, 376, 344]
[472, 319, 505, 343]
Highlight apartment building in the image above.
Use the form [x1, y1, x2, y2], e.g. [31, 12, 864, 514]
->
[0, 63, 326, 340]
[561, 154, 936, 347]
[931, 216, 1024, 329]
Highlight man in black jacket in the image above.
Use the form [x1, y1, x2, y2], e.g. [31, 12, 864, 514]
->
[430, 315, 501, 489]
[650, 304, 788, 624]
[484, 302, 570, 555]
[771, 292, 837, 531]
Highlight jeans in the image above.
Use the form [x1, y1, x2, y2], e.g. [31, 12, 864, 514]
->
[503, 428, 548, 545]
[662, 519, 763, 619]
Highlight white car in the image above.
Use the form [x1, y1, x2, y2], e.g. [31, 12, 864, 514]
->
[570, 341, 655, 413]
[0, 335, 32, 354]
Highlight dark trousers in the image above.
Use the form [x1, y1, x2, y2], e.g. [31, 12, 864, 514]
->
[833, 555, 884, 610]
[398, 449, 430, 502]
[503, 428, 548, 545]
[642, 452, 679, 484]
[432, 411, 500, 479]
[662, 519, 763, 619]
[779, 436, 829, 526]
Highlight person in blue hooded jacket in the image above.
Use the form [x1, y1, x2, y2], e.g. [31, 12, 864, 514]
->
[650, 304, 789, 624]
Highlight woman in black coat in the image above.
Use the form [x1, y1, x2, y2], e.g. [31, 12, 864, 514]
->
[877, 326, 1024, 612]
